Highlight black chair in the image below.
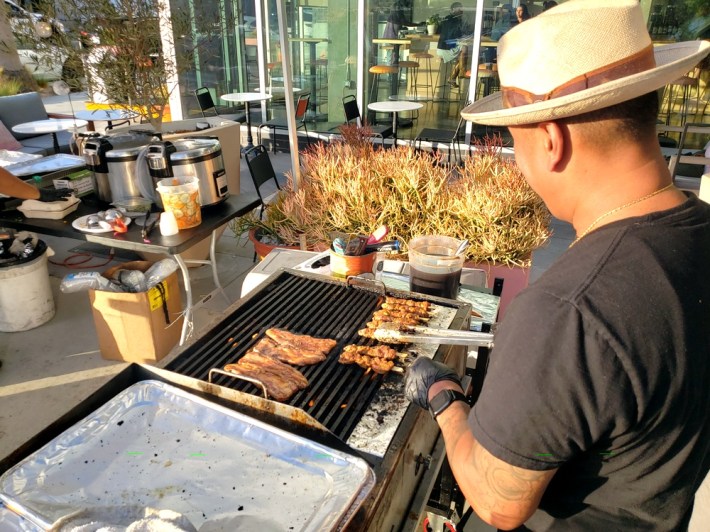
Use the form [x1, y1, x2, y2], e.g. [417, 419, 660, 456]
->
[415, 116, 466, 164]
[342, 95, 393, 146]
[257, 92, 311, 152]
[245, 145, 282, 261]
[193, 87, 246, 122]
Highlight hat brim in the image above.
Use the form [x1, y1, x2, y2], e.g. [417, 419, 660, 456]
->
[461, 41, 710, 126]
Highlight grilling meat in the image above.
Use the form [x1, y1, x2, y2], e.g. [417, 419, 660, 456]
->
[252, 336, 326, 365]
[342, 344, 399, 360]
[368, 316, 421, 328]
[381, 302, 431, 318]
[224, 352, 308, 402]
[265, 328, 337, 355]
[339, 349, 395, 374]
[372, 309, 429, 324]
[359, 325, 411, 344]
[384, 296, 431, 313]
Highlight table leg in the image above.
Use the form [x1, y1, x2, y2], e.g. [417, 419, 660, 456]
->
[390, 44, 401, 96]
[51, 132, 60, 154]
[243, 101, 254, 152]
[307, 42, 327, 122]
[174, 253, 193, 345]
[209, 229, 230, 305]
[392, 111, 398, 146]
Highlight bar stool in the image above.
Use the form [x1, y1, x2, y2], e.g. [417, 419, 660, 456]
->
[662, 73, 700, 126]
[396, 60, 420, 99]
[476, 64, 500, 99]
[411, 52, 435, 101]
[316, 58, 328, 110]
[369, 64, 398, 103]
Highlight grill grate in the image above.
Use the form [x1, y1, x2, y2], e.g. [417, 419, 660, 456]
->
[166, 272, 394, 441]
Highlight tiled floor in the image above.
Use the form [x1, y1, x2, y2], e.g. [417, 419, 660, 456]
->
[1, 93, 707, 530]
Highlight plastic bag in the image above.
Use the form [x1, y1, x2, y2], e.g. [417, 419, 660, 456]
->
[60, 272, 122, 293]
[144, 258, 179, 289]
[111, 269, 148, 293]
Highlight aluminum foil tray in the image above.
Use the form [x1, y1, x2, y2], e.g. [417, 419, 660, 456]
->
[0, 380, 375, 531]
[4, 154, 84, 177]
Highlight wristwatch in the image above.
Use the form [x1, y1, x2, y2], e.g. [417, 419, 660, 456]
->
[429, 389, 468, 420]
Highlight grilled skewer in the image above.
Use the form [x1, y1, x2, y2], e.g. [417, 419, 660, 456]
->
[380, 302, 432, 318]
[372, 309, 430, 323]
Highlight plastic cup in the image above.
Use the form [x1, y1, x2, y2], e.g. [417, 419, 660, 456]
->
[159, 211, 179, 236]
[408, 235, 465, 299]
[156, 176, 201, 230]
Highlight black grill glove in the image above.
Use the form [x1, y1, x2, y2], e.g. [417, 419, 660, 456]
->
[404, 357, 462, 410]
[37, 188, 73, 202]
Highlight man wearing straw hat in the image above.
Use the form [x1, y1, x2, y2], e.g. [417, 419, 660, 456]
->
[405, 0, 710, 529]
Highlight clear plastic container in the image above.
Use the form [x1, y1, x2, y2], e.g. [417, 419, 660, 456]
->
[408, 235, 465, 299]
[156, 176, 201, 230]
[111, 197, 153, 217]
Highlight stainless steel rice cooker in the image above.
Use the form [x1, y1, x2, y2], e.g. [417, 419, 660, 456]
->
[83, 132, 152, 203]
[145, 138, 228, 207]
[105, 145, 149, 202]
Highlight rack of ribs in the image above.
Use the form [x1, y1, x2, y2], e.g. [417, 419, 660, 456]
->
[265, 328, 337, 356]
[224, 352, 308, 401]
[252, 336, 327, 365]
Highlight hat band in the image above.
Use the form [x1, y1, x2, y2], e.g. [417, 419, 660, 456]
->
[501, 44, 656, 108]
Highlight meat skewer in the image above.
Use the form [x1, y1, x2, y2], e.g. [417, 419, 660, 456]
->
[384, 296, 431, 312]
[359, 326, 410, 343]
[342, 344, 403, 361]
[339, 349, 396, 374]
[368, 316, 421, 328]
[373, 309, 430, 323]
[380, 302, 432, 318]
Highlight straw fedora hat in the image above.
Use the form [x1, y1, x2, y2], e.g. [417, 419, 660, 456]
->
[461, 0, 710, 126]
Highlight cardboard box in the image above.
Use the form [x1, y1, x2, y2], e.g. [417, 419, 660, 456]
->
[89, 261, 183, 363]
[53, 169, 95, 197]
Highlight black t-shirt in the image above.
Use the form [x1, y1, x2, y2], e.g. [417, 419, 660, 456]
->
[437, 13, 465, 50]
[469, 194, 710, 530]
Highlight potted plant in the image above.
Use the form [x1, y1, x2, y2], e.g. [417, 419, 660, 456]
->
[230, 126, 551, 312]
[426, 14, 441, 35]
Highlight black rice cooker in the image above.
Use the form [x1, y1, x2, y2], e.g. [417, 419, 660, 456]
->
[145, 138, 228, 207]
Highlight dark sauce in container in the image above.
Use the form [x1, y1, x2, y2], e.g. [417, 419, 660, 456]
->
[409, 266, 462, 299]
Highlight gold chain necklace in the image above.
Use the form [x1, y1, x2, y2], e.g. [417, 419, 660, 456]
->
[571, 183, 674, 246]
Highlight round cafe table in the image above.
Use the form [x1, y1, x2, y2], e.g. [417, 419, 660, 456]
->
[220, 92, 273, 151]
[367, 100, 423, 145]
[12, 118, 88, 154]
[74, 109, 137, 131]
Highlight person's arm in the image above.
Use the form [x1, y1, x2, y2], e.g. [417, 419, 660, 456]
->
[405, 358, 556, 529]
[0, 168, 41, 200]
[0, 168, 73, 201]
[428, 379, 556, 529]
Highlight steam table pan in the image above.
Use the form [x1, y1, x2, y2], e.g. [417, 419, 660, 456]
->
[0, 380, 375, 531]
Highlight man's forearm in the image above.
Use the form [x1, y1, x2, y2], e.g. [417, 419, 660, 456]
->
[431, 382, 554, 529]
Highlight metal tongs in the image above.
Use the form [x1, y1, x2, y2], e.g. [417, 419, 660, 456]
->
[373, 323, 495, 348]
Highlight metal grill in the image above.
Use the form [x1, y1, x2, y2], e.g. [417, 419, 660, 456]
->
[166, 271, 399, 440]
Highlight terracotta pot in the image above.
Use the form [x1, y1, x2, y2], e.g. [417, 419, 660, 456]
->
[465, 261, 531, 320]
[248, 227, 300, 260]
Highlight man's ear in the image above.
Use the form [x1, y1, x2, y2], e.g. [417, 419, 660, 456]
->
[539, 121, 566, 172]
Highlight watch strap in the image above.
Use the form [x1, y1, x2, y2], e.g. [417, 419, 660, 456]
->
[429, 389, 468, 419]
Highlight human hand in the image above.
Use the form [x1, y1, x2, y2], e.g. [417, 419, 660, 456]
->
[38, 188, 73, 202]
[404, 357, 461, 410]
